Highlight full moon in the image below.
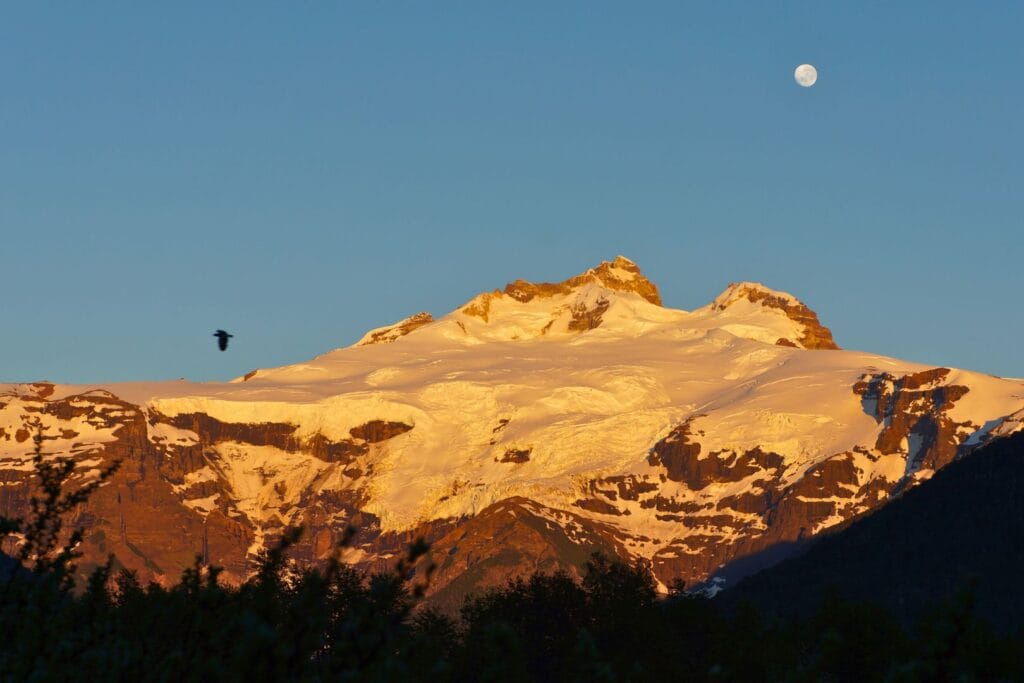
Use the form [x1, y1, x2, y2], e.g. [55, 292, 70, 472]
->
[794, 63, 818, 87]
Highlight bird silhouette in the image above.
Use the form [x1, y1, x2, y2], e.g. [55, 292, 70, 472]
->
[213, 330, 233, 351]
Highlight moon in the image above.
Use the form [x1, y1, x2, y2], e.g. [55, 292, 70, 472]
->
[794, 64, 818, 87]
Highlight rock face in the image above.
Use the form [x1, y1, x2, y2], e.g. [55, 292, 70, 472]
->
[2, 257, 1023, 603]
[356, 312, 434, 346]
[458, 256, 662, 336]
[500, 256, 662, 307]
[853, 368, 973, 472]
[710, 282, 839, 350]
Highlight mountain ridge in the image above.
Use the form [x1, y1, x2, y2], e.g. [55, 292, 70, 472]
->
[305, 256, 841, 360]
[2, 257, 1022, 605]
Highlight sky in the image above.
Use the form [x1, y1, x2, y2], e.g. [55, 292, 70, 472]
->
[2, 2, 1022, 383]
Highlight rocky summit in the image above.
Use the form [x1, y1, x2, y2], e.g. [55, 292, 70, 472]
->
[2, 257, 1023, 607]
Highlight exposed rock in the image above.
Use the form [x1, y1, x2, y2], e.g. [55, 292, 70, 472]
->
[461, 256, 661, 324]
[460, 296, 494, 322]
[498, 447, 531, 464]
[349, 420, 414, 443]
[163, 412, 300, 450]
[31, 382, 55, 398]
[646, 419, 703, 483]
[588, 474, 659, 502]
[567, 297, 611, 332]
[503, 256, 661, 306]
[573, 498, 629, 516]
[156, 412, 412, 466]
[356, 312, 434, 346]
[854, 368, 972, 473]
[712, 282, 839, 349]
[407, 497, 628, 611]
[639, 496, 714, 514]
[648, 420, 785, 490]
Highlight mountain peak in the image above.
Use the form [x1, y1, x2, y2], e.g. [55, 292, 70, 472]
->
[447, 256, 667, 339]
[498, 256, 662, 307]
[707, 281, 839, 350]
[342, 261, 838, 350]
[711, 282, 797, 310]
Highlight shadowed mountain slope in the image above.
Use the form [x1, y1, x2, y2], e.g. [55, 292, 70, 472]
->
[721, 431, 1024, 632]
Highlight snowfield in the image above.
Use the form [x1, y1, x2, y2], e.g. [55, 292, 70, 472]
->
[3, 256, 1022, 593]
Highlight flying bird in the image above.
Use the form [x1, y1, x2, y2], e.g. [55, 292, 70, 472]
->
[213, 330, 233, 351]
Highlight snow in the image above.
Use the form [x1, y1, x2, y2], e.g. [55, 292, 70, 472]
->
[354, 312, 432, 347]
[990, 409, 1024, 438]
[171, 466, 219, 494]
[0, 393, 123, 468]
[183, 494, 220, 515]
[148, 421, 199, 447]
[7, 262, 1024, 561]
[708, 281, 801, 311]
[203, 442, 328, 526]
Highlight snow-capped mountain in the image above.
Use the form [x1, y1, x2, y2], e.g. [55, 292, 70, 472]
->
[2, 257, 1022, 603]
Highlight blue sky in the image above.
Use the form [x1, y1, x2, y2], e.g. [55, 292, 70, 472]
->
[2, 2, 1022, 382]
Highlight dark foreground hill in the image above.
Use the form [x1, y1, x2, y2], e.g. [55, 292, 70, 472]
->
[722, 430, 1024, 632]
